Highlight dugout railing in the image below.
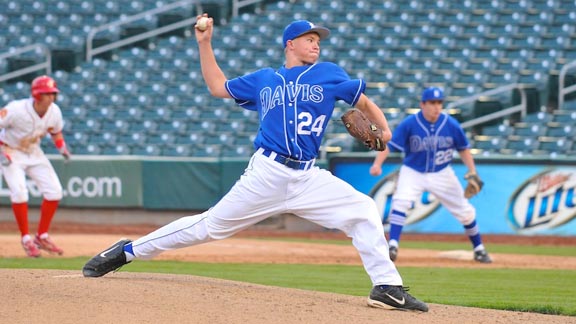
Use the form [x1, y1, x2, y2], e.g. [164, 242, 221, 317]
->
[0, 44, 51, 84]
[446, 83, 528, 131]
[557, 60, 576, 109]
[85, 0, 201, 61]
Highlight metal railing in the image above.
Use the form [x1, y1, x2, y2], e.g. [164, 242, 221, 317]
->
[446, 84, 527, 129]
[86, 0, 200, 61]
[557, 60, 576, 109]
[0, 44, 51, 83]
[232, 0, 264, 17]
[231, 0, 299, 17]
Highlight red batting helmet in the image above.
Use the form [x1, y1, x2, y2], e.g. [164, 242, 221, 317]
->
[31, 75, 59, 100]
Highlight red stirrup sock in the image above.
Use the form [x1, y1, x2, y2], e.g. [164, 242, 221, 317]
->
[38, 199, 60, 235]
[12, 202, 29, 237]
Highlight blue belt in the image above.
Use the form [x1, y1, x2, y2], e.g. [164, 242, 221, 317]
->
[260, 149, 314, 171]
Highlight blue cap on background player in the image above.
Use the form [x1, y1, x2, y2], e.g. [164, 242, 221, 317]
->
[421, 87, 444, 102]
[282, 20, 330, 48]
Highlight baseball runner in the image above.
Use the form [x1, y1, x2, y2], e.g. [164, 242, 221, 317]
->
[369, 87, 492, 263]
[83, 16, 429, 312]
[0, 75, 71, 257]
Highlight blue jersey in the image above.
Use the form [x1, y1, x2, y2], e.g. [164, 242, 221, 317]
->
[225, 62, 365, 161]
[387, 111, 470, 173]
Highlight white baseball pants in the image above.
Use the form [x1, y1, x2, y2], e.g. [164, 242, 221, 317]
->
[132, 151, 402, 286]
[393, 165, 475, 225]
[1, 149, 63, 202]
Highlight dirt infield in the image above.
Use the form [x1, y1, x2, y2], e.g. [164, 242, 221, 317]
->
[1, 222, 575, 323]
[2, 269, 574, 324]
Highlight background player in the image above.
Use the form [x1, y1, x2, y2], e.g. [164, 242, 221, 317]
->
[0, 75, 71, 257]
[83, 15, 429, 312]
[369, 87, 492, 263]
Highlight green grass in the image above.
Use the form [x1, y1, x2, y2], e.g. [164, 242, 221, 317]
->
[0, 239, 575, 317]
[254, 237, 576, 257]
[400, 267, 576, 316]
[399, 241, 575, 256]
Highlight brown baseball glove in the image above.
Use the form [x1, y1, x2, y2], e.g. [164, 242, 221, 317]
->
[341, 109, 387, 151]
[464, 172, 484, 198]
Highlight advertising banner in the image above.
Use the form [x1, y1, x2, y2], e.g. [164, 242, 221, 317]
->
[331, 154, 576, 236]
[0, 158, 142, 207]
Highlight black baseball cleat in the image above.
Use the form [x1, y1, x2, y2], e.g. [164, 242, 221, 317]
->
[367, 285, 429, 312]
[474, 249, 493, 263]
[389, 246, 398, 262]
[83, 239, 132, 277]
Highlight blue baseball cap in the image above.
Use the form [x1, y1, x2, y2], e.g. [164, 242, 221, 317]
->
[421, 87, 445, 102]
[282, 20, 330, 48]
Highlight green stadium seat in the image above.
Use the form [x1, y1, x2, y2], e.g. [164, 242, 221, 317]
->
[538, 136, 571, 153]
[546, 124, 575, 137]
[481, 124, 514, 137]
[162, 144, 192, 157]
[472, 135, 506, 152]
[513, 123, 547, 137]
[194, 144, 221, 157]
[132, 144, 162, 156]
[552, 110, 576, 123]
[506, 135, 539, 152]
[522, 112, 553, 123]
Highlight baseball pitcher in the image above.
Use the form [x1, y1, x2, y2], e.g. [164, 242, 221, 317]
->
[83, 16, 429, 312]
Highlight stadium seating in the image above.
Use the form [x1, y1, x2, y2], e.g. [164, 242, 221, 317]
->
[2, 0, 576, 157]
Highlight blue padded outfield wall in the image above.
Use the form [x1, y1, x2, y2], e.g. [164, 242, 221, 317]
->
[331, 153, 576, 236]
[0, 154, 574, 236]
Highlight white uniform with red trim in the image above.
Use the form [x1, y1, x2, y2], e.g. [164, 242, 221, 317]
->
[0, 98, 64, 203]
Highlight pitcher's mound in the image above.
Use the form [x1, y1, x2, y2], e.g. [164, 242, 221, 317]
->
[1, 269, 572, 324]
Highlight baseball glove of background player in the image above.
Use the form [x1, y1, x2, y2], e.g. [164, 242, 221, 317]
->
[341, 109, 387, 151]
[464, 172, 484, 198]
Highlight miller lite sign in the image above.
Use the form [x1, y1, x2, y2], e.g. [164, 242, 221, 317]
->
[507, 168, 576, 233]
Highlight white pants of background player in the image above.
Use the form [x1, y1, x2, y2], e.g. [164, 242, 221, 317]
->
[2, 149, 63, 202]
[392, 165, 475, 226]
[131, 151, 403, 286]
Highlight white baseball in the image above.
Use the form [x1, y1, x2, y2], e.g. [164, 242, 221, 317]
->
[196, 17, 209, 31]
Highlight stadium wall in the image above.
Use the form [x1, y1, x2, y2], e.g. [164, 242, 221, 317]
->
[0, 154, 574, 235]
[331, 153, 576, 236]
